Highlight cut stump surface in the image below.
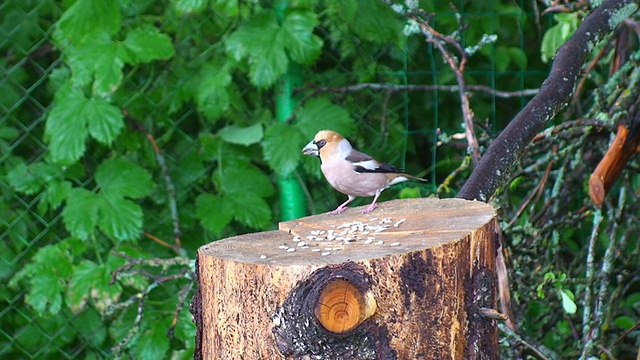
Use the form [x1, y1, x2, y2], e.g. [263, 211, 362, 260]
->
[195, 198, 499, 360]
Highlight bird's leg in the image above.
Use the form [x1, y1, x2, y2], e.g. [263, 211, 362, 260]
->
[360, 190, 382, 213]
[329, 195, 355, 215]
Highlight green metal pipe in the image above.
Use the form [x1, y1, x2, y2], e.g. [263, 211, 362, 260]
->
[274, 0, 307, 220]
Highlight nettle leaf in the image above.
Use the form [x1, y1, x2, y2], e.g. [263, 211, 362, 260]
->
[218, 123, 263, 146]
[215, 163, 275, 198]
[171, 0, 208, 15]
[282, 9, 322, 64]
[38, 179, 73, 214]
[262, 123, 305, 176]
[63, 188, 100, 240]
[196, 194, 233, 235]
[95, 158, 154, 199]
[97, 196, 143, 241]
[135, 323, 170, 360]
[85, 97, 125, 145]
[123, 25, 175, 63]
[6, 162, 62, 195]
[55, 0, 122, 44]
[228, 192, 272, 229]
[225, 11, 288, 87]
[296, 97, 356, 139]
[196, 64, 232, 122]
[45, 83, 89, 164]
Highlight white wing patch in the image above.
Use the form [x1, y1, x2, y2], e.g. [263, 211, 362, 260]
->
[352, 159, 380, 171]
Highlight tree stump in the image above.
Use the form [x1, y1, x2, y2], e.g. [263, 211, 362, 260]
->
[193, 198, 498, 359]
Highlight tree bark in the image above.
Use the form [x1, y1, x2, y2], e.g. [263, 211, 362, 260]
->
[194, 198, 499, 359]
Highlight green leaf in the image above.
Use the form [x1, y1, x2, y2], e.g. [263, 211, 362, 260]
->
[135, 323, 170, 360]
[63, 188, 100, 240]
[282, 9, 323, 64]
[196, 64, 232, 121]
[262, 123, 304, 176]
[27, 272, 65, 315]
[399, 187, 421, 199]
[95, 158, 154, 199]
[123, 25, 175, 63]
[171, 0, 208, 15]
[614, 315, 636, 330]
[351, 0, 403, 44]
[228, 192, 272, 229]
[211, 0, 238, 16]
[218, 123, 263, 146]
[7, 162, 62, 195]
[85, 97, 125, 145]
[296, 97, 355, 139]
[540, 13, 579, 63]
[215, 163, 274, 198]
[10, 242, 74, 316]
[38, 179, 73, 213]
[560, 289, 577, 314]
[68, 259, 123, 313]
[196, 194, 233, 235]
[45, 83, 89, 164]
[252, 32, 289, 87]
[67, 33, 126, 96]
[225, 11, 288, 87]
[55, 0, 122, 44]
[97, 196, 143, 241]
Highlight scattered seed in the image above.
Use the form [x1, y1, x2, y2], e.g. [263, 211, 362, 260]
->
[287, 248, 296, 252]
[321, 252, 331, 256]
[301, 246, 309, 249]
[389, 242, 400, 246]
[393, 219, 406, 228]
[297, 241, 307, 247]
[311, 249, 321, 252]
[363, 239, 373, 244]
[324, 247, 332, 251]
[260, 255, 267, 259]
[375, 240, 384, 245]
[278, 245, 289, 249]
[332, 247, 343, 251]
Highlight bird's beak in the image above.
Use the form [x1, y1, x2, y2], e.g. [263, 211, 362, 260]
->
[302, 141, 319, 156]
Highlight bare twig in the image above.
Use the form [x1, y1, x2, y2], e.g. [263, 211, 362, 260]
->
[303, 83, 538, 99]
[408, 10, 481, 163]
[580, 208, 604, 359]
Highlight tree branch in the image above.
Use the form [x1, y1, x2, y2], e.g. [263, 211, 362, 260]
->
[457, 0, 640, 201]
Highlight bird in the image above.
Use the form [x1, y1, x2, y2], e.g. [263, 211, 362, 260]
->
[302, 130, 427, 214]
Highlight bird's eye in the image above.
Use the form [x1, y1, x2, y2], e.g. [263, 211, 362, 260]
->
[315, 139, 327, 148]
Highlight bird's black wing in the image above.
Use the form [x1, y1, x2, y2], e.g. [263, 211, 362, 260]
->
[346, 150, 404, 174]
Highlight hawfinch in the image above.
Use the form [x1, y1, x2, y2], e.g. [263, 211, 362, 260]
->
[302, 130, 427, 214]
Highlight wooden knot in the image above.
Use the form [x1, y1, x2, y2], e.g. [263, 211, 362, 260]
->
[314, 279, 376, 333]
